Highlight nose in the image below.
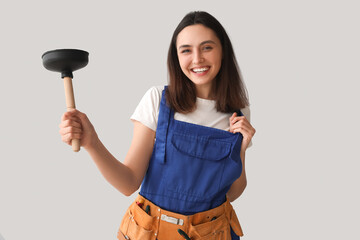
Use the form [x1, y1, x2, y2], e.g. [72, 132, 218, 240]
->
[193, 49, 204, 64]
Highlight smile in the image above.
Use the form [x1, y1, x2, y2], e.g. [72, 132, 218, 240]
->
[191, 67, 210, 73]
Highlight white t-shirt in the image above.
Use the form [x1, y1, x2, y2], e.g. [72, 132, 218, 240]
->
[131, 86, 252, 148]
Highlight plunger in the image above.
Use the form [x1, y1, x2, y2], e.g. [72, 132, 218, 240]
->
[42, 49, 89, 152]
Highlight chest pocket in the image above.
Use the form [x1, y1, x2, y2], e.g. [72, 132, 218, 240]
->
[165, 132, 232, 199]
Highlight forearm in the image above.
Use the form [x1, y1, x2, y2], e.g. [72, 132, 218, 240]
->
[227, 149, 247, 202]
[85, 138, 137, 196]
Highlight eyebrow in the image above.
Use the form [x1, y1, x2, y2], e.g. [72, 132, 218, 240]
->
[178, 40, 216, 49]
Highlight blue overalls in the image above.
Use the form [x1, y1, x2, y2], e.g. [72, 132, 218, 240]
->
[139, 87, 244, 239]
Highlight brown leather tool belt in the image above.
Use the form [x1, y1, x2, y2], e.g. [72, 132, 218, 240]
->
[117, 194, 243, 240]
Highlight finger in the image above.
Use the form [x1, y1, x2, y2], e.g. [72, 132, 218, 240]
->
[233, 126, 250, 134]
[231, 115, 250, 125]
[233, 128, 251, 138]
[59, 126, 83, 136]
[232, 119, 251, 130]
[61, 135, 72, 146]
[231, 116, 247, 126]
[61, 110, 75, 121]
[233, 126, 254, 138]
[59, 118, 82, 128]
[229, 112, 237, 123]
[233, 125, 256, 139]
[61, 109, 82, 121]
[61, 132, 82, 142]
[63, 137, 77, 146]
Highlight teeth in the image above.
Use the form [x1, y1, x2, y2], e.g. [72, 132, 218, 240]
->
[192, 67, 209, 73]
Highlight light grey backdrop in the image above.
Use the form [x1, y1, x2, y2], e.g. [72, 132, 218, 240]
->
[0, 0, 359, 239]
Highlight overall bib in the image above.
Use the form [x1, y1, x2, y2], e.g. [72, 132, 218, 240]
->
[118, 87, 244, 240]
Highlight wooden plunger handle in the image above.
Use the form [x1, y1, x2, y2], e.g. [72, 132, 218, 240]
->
[63, 76, 80, 152]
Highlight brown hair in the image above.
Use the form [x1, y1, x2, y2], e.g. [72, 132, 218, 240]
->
[166, 11, 249, 113]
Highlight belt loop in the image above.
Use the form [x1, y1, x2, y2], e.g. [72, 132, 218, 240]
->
[225, 197, 232, 220]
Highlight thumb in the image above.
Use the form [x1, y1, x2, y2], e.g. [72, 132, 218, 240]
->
[76, 111, 94, 129]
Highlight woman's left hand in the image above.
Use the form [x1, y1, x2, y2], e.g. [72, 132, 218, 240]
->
[229, 112, 256, 151]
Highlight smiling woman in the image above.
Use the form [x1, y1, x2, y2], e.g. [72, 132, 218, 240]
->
[166, 11, 249, 115]
[58, 11, 255, 240]
[176, 24, 223, 99]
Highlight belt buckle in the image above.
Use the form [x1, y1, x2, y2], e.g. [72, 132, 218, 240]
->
[161, 214, 184, 226]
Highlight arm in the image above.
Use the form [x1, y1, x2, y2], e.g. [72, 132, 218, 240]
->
[59, 110, 155, 196]
[226, 149, 247, 202]
[86, 121, 155, 196]
[227, 112, 256, 202]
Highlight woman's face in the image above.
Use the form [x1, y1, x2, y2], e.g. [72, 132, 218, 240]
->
[176, 24, 222, 98]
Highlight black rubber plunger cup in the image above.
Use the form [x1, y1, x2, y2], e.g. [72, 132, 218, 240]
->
[42, 49, 89, 152]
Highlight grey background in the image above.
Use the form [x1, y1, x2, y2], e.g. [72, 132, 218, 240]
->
[0, 0, 359, 239]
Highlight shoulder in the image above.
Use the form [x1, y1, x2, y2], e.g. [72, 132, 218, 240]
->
[130, 86, 165, 132]
[140, 86, 164, 113]
[144, 86, 164, 103]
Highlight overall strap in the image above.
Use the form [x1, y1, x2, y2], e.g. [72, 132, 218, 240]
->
[153, 86, 172, 164]
[235, 109, 244, 116]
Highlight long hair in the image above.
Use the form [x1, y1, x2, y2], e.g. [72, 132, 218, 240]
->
[166, 11, 249, 113]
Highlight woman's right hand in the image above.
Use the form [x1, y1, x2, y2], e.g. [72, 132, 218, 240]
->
[59, 109, 99, 150]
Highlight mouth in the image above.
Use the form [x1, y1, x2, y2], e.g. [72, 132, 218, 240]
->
[191, 66, 210, 74]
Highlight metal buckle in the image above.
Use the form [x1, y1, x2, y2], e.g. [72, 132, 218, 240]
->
[161, 214, 184, 226]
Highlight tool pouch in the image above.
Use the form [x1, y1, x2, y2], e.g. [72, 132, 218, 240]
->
[188, 211, 231, 240]
[187, 199, 243, 240]
[225, 202, 244, 237]
[117, 201, 157, 240]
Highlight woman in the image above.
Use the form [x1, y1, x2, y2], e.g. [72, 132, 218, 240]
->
[59, 11, 255, 240]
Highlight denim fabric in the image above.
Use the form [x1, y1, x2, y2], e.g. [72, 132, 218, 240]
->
[139, 86, 244, 239]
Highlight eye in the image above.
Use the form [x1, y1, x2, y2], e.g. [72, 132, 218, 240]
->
[180, 49, 191, 54]
[203, 45, 213, 51]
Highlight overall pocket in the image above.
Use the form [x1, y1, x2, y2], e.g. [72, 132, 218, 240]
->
[166, 132, 231, 199]
[118, 203, 155, 240]
[189, 212, 231, 240]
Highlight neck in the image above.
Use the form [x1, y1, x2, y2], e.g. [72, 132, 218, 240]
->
[195, 84, 213, 99]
